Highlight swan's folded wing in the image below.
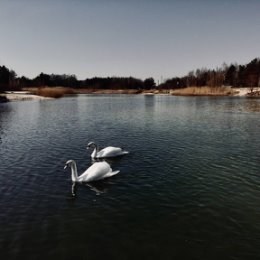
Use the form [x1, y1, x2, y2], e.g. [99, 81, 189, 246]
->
[104, 170, 120, 178]
[98, 147, 123, 157]
[79, 162, 111, 182]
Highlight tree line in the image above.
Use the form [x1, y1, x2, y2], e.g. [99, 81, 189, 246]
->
[1, 58, 260, 92]
[159, 58, 260, 89]
[0, 66, 155, 92]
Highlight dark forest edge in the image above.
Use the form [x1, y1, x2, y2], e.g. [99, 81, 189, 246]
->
[0, 58, 260, 94]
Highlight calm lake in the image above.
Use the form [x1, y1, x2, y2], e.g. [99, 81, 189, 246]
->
[1, 94, 260, 259]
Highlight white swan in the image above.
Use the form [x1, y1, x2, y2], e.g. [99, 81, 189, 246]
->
[86, 142, 129, 159]
[64, 160, 119, 183]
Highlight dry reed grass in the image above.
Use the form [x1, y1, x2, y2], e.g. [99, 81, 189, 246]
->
[171, 86, 236, 96]
[27, 87, 75, 98]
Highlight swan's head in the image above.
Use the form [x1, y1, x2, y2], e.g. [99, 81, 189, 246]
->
[86, 141, 96, 149]
[64, 160, 74, 169]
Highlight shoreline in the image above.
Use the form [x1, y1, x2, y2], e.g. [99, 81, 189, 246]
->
[1, 87, 259, 102]
[232, 88, 253, 97]
[0, 92, 52, 102]
[72, 87, 260, 96]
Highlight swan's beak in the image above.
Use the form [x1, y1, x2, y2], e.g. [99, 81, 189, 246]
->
[64, 164, 68, 170]
[86, 146, 89, 150]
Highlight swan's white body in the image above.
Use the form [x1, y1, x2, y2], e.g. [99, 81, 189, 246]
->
[87, 142, 129, 159]
[64, 160, 119, 183]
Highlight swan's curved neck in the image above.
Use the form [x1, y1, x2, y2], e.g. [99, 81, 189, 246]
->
[91, 143, 98, 158]
[70, 161, 78, 182]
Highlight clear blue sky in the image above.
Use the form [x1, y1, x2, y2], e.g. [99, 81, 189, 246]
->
[0, 0, 259, 82]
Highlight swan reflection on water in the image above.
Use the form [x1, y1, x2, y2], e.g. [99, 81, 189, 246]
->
[71, 181, 110, 196]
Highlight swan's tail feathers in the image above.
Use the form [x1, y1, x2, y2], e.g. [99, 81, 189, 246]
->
[122, 150, 129, 155]
[105, 170, 120, 178]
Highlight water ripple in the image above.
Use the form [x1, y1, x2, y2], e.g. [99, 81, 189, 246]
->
[1, 96, 260, 259]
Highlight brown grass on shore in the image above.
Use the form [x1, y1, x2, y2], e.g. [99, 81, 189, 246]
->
[22, 86, 239, 97]
[72, 88, 96, 94]
[171, 86, 236, 96]
[26, 87, 75, 98]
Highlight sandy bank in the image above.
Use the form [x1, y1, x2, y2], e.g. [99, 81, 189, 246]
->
[0, 93, 51, 101]
[232, 88, 250, 96]
[232, 87, 260, 96]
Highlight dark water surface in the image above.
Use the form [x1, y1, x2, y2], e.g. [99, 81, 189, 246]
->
[1, 95, 260, 259]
